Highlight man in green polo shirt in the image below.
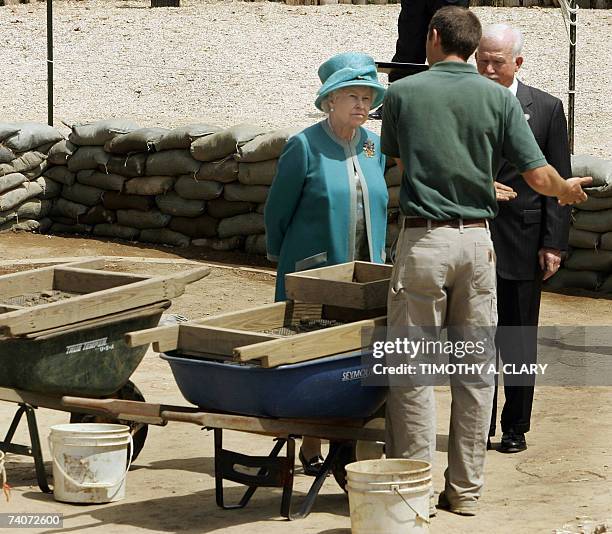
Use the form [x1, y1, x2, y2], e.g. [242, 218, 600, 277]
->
[381, 6, 590, 517]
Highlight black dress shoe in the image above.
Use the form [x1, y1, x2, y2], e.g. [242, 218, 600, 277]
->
[499, 431, 527, 453]
[368, 106, 383, 120]
[299, 449, 325, 476]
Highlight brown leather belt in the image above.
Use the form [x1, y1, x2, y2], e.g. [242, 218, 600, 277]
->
[404, 217, 488, 229]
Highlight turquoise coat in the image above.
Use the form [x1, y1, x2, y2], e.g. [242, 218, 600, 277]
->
[265, 120, 388, 301]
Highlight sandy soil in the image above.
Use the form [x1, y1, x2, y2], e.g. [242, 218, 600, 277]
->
[0, 1, 610, 157]
[0, 234, 611, 533]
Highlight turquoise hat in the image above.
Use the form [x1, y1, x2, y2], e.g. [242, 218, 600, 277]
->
[315, 52, 386, 111]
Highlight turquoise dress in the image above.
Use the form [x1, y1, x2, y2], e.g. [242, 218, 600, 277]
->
[265, 120, 388, 301]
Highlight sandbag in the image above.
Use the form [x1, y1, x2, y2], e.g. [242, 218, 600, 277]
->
[155, 192, 206, 217]
[238, 160, 277, 186]
[146, 150, 200, 176]
[48, 139, 78, 165]
[50, 222, 93, 235]
[218, 212, 265, 238]
[93, 223, 140, 241]
[44, 166, 76, 186]
[191, 124, 268, 162]
[256, 203, 266, 214]
[77, 170, 127, 191]
[0, 199, 51, 225]
[62, 183, 105, 207]
[224, 183, 269, 204]
[572, 154, 612, 198]
[106, 153, 147, 177]
[174, 175, 223, 200]
[544, 268, 603, 291]
[192, 236, 243, 251]
[0, 173, 27, 194]
[36, 177, 62, 199]
[388, 186, 400, 208]
[0, 151, 46, 177]
[0, 219, 42, 233]
[0, 181, 43, 211]
[600, 232, 612, 251]
[599, 274, 612, 294]
[22, 161, 48, 181]
[572, 209, 612, 233]
[116, 209, 171, 229]
[80, 205, 116, 225]
[568, 227, 600, 249]
[51, 197, 88, 219]
[152, 124, 222, 151]
[67, 146, 110, 172]
[564, 249, 612, 272]
[69, 120, 139, 146]
[0, 146, 15, 164]
[385, 165, 402, 187]
[236, 127, 300, 163]
[0, 122, 63, 152]
[196, 158, 238, 183]
[574, 195, 612, 211]
[102, 191, 154, 211]
[207, 198, 253, 219]
[50, 216, 78, 225]
[244, 234, 267, 255]
[124, 175, 174, 196]
[169, 215, 218, 238]
[104, 128, 169, 154]
[140, 228, 190, 247]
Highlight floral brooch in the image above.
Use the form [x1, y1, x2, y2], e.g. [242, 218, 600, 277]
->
[363, 139, 376, 158]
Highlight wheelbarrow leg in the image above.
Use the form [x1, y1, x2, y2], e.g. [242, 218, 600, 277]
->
[214, 428, 292, 510]
[282, 440, 347, 521]
[1, 404, 51, 493]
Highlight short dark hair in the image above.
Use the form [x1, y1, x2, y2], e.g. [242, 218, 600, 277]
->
[428, 6, 482, 61]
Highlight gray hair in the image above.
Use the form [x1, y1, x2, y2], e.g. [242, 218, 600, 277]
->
[320, 92, 336, 114]
[481, 23, 524, 58]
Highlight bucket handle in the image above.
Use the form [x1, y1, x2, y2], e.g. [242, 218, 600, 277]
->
[391, 484, 431, 525]
[48, 435, 133, 489]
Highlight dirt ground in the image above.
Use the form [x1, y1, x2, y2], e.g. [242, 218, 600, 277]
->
[0, 233, 611, 533]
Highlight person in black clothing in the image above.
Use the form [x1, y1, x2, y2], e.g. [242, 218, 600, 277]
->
[476, 23, 572, 454]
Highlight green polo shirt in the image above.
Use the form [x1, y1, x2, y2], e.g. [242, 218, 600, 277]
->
[381, 61, 547, 220]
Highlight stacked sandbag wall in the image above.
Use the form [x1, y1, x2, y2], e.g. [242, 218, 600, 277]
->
[0, 122, 65, 233]
[38, 120, 302, 254]
[545, 154, 612, 294]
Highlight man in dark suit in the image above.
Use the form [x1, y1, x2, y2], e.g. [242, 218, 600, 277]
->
[389, 0, 469, 82]
[476, 24, 572, 453]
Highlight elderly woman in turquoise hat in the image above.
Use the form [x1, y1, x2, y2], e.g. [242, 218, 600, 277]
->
[265, 52, 389, 475]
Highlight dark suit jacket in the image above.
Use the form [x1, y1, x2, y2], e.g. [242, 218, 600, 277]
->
[490, 81, 572, 281]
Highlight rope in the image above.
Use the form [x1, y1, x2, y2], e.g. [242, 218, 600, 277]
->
[558, 0, 579, 46]
[0, 451, 11, 502]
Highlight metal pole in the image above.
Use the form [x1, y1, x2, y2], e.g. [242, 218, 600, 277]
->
[568, 0, 576, 154]
[47, 0, 53, 126]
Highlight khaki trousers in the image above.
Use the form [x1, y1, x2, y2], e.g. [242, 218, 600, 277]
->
[385, 223, 497, 505]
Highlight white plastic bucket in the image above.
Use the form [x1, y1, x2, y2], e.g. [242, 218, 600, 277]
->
[48, 423, 133, 504]
[346, 459, 432, 534]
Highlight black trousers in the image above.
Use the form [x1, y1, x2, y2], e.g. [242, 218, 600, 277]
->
[389, 0, 470, 82]
[490, 275, 543, 436]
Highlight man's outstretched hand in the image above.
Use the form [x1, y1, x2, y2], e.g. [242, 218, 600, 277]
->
[558, 176, 593, 206]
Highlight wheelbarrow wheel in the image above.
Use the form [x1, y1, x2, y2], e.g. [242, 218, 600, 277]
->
[331, 441, 356, 492]
[69, 381, 148, 463]
[331, 417, 386, 492]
